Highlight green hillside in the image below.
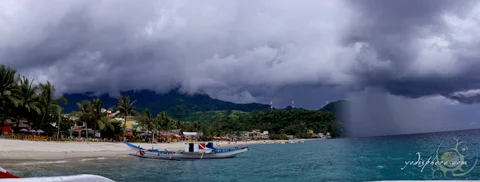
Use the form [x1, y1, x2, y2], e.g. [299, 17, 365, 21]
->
[62, 90, 349, 125]
[62, 90, 270, 119]
[319, 100, 348, 116]
[195, 109, 344, 138]
[181, 110, 250, 121]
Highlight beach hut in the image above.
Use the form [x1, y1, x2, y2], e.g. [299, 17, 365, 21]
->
[1, 124, 13, 135]
[37, 129, 44, 134]
[183, 132, 203, 142]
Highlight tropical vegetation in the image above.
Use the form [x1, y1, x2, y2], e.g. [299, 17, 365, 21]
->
[0, 64, 345, 141]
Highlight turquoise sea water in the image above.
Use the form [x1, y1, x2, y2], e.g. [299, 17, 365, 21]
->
[3, 129, 480, 181]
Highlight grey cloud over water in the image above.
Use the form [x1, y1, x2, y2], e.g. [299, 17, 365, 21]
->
[2, 0, 480, 112]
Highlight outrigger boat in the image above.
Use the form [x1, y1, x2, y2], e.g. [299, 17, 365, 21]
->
[124, 141, 248, 160]
[125, 131, 248, 160]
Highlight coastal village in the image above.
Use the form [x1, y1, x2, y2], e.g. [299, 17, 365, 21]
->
[1, 106, 333, 143]
[0, 64, 340, 143]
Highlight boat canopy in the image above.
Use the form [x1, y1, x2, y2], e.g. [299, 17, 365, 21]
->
[183, 132, 203, 136]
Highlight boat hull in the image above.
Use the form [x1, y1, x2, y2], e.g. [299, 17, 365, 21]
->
[129, 147, 248, 160]
[124, 142, 249, 160]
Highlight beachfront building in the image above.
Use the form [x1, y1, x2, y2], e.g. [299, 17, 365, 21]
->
[326, 132, 331, 138]
[1, 125, 11, 135]
[115, 116, 136, 129]
[307, 129, 314, 135]
[261, 131, 269, 139]
[239, 129, 269, 140]
[118, 116, 138, 138]
[2, 119, 32, 134]
[157, 129, 183, 142]
[318, 133, 330, 139]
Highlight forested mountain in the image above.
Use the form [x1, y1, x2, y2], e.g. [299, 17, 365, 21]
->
[62, 90, 271, 119]
[62, 90, 348, 122]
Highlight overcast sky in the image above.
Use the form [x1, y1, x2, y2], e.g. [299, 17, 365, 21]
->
[2, 0, 480, 136]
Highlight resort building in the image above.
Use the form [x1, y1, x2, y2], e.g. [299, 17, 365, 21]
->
[240, 129, 269, 139]
[307, 129, 314, 135]
[1, 124, 12, 135]
[1, 119, 31, 134]
[115, 116, 137, 130]
[100, 108, 118, 117]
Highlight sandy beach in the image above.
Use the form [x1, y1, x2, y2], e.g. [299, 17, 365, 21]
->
[0, 139, 272, 161]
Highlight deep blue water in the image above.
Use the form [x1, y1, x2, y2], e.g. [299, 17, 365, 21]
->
[3, 129, 480, 181]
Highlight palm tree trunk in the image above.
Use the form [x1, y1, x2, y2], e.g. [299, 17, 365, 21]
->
[0, 118, 5, 136]
[146, 129, 149, 143]
[122, 116, 127, 141]
[14, 116, 21, 132]
[86, 122, 88, 141]
[40, 111, 47, 129]
[152, 130, 155, 144]
[93, 124, 97, 140]
[57, 117, 61, 140]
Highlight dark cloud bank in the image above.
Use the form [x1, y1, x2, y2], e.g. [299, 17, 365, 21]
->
[2, 0, 480, 136]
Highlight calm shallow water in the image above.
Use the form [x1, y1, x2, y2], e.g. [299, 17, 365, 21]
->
[3, 129, 480, 181]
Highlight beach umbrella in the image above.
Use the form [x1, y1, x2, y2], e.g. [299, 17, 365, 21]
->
[19, 128, 28, 132]
[29, 129, 37, 133]
[37, 129, 44, 133]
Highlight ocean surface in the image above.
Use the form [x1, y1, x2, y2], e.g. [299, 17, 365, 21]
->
[3, 129, 480, 182]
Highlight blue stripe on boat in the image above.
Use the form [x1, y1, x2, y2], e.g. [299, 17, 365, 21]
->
[128, 154, 212, 161]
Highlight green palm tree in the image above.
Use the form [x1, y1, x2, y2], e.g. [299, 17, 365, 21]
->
[155, 112, 169, 132]
[14, 76, 42, 131]
[0, 65, 21, 135]
[0, 65, 20, 106]
[114, 96, 139, 139]
[39, 81, 67, 128]
[138, 109, 156, 143]
[71, 99, 114, 138]
[74, 100, 93, 123]
[91, 98, 114, 131]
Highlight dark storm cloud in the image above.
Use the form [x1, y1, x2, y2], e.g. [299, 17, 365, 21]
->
[445, 90, 480, 104]
[343, 0, 480, 104]
[2, 0, 480, 108]
[1, 0, 358, 108]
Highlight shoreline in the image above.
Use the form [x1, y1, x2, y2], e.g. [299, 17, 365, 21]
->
[0, 138, 316, 162]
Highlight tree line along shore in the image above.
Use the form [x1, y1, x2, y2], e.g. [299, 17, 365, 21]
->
[0, 64, 343, 142]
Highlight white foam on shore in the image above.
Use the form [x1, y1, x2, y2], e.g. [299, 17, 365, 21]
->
[80, 157, 107, 162]
[14, 160, 69, 166]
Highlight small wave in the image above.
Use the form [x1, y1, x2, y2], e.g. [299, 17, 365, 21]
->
[376, 165, 385, 169]
[80, 157, 107, 162]
[15, 160, 69, 166]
